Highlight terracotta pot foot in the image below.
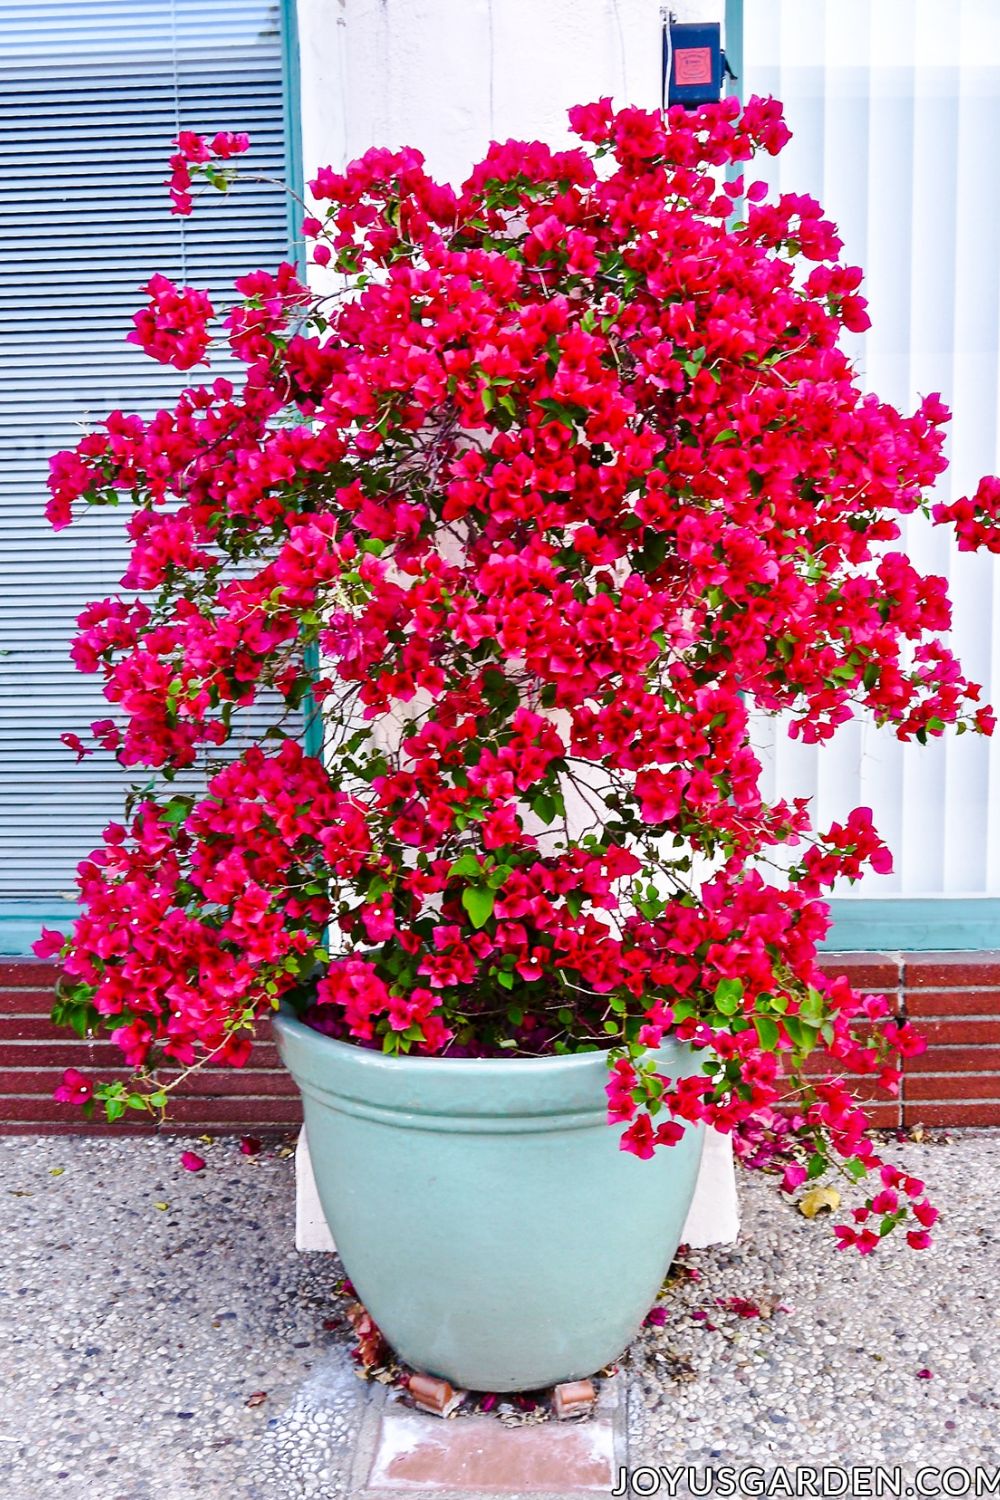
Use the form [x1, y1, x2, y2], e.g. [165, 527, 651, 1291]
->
[407, 1372, 467, 1417]
[552, 1378, 597, 1419]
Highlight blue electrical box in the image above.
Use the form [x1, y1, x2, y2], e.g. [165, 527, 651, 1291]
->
[664, 19, 728, 107]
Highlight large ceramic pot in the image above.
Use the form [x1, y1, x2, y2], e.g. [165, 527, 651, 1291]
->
[273, 1008, 704, 1391]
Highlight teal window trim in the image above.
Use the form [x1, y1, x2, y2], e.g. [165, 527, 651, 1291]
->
[10, 897, 999, 959]
[821, 899, 1000, 954]
[281, 0, 325, 760]
[1, 901, 78, 957]
[724, 0, 743, 100]
[281, 0, 306, 254]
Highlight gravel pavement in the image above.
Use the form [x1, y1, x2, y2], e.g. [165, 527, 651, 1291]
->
[1, 1131, 997, 1498]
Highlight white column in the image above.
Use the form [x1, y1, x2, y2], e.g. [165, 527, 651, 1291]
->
[292, 0, 739, 1251]
[294, 1123, 739, 1251]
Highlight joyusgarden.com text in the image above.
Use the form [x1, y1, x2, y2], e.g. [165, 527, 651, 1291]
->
[611, 1469, 1000, 1497]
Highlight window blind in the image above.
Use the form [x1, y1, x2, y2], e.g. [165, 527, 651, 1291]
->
[0, 0, 290, 900]
[744, 0, 1000, 901]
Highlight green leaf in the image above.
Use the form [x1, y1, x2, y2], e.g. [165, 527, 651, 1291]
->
[782, 1015, 817, 1057]
[640, 529, 669, 572]
[461, 886, 495, 929]
[800, 987, 825, 1023]
[713, 977, 744, 1016]
[537, 397, 587, 429]
[753, 1014, 780, 1051]
[531, 791, 557, 824]
[162, 795, 193, 826]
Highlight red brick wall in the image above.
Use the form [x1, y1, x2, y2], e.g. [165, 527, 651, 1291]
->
[1, 954, 998, 1134]
[816, 952, 1000, 1129]
[0, 961, 301, 1135]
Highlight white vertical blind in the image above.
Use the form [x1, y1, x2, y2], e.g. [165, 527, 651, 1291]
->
[0, 0, 289, 899]
[745, 0, 1000, 899]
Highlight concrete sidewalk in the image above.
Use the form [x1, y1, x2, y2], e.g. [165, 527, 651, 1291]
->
[1, 1131, 997, 1499]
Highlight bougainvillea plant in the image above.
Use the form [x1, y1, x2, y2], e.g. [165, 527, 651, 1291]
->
[39, 98, 1000, 1255]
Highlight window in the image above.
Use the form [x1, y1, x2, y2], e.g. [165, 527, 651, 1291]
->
[0, 0, 295, 947]
[741, 0, 1000, 948]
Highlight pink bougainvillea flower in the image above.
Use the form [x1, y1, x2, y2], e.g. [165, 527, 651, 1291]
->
[180, 1151, 206, 1172]
[127, 274, 214, 370]
[166, 129, 250, 214]
[53, 1068, 92, 1106]
[239, 1137, 263, 1156]
[716, 1296, 761, 1320]
[60, 732, 90, 762]
[34, 928, 66, 960]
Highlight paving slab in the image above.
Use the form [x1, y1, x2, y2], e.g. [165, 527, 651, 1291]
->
[350, 1378, 623, 1497]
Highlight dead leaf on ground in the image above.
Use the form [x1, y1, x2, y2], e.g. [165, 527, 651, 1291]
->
[798, 1185, 841, 1219]
[245, 1391, 268, 1408]
[346, 1300, 390, 1370]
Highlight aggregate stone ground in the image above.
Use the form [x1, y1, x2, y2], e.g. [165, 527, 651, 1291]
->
[0, 1131, 997, 1498]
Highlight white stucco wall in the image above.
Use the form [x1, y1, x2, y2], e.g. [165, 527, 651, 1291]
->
[297, 0, 727, 185]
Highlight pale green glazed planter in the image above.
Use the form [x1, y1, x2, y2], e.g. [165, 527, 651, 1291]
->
[273, 1009, 705, 1392]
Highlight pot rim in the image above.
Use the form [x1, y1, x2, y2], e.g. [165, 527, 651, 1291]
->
[274, 1003, 642, 1072]
[272, 1005, 706, 1122]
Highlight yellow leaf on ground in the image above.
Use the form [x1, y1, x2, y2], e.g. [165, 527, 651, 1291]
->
[799, 1185, 841, 1219]
[154, 1201, 170, 1211]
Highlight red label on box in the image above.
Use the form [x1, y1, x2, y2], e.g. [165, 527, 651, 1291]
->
[674, 47, 713, 86]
